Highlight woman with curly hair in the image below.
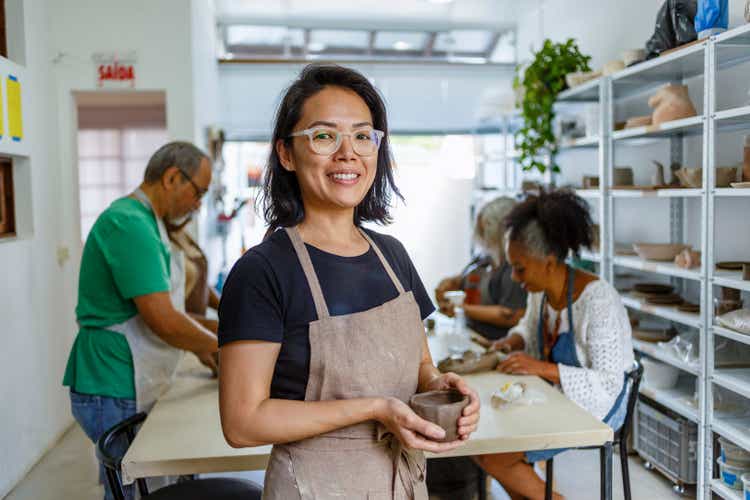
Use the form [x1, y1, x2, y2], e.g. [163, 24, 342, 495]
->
[475, 189, 635, 500]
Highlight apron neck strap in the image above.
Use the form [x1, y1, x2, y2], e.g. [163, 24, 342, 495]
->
[537, 265, 576, 358]
[357, 228, 406, 294]
[132, 188, 169, 245]
[285, 226, 331, 320]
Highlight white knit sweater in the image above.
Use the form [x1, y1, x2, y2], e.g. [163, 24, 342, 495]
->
[509, 279, 635, 420]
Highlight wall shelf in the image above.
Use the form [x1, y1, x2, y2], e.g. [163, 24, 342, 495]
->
[614, 255, 702, 281]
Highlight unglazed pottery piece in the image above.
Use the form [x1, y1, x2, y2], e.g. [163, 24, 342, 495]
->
[633, 242, 690, 261]
[491, 382, 526, 408]
[717, 262, 750, 271]
[633, 283, 674, 294]
[409, 390, 469, 442]
[613, 167, 634, 186]
[437, 350, 506, 375]
[602, 60, 626, 76]
[622, 49, 646, 67]
[565, 70, 602, 88]
[674, 249, 701, 269]
[648, 84, 697, 125]
[625, 115, 652, 129]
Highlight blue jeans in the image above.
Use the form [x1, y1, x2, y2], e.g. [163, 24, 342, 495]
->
[69, 389, 137, 500]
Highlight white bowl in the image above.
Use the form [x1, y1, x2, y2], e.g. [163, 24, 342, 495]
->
[641, 358, 680, 389]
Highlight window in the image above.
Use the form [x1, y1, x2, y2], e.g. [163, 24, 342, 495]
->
[77, 127, 168, 239]
[0, 157, 14, 237]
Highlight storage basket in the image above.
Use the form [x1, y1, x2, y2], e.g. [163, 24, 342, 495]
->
[634, 396, 698, 484]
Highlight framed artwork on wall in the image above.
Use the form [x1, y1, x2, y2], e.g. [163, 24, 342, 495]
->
[0, 158, 15, 237]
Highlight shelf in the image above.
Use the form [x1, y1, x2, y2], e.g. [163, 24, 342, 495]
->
[611, 188, 703, 198]
[715, 188, 750, 197]
[713, 270, 750, 293]
[614, 255, 702, 281]
[714, 105, 750, 132]
[611, 42, 707, 98]
[640, 384, 699, 423]
[557, 78, 601, 102]
[579, 250, 601, 262]
[713, 368, 750, 400]
[612, 115, 704, 141]
[715, 23, 750, 71]
[713, 416, 750, 455]
[622, 293, 702, 328]
[713, 325, 750, 348]
[559, 135, 599, 149]
[574, 189, 601, 199]
[711, 479, 743, 500]
[633, 339, 701, 375]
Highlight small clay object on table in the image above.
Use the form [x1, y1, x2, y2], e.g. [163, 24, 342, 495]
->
[409, 390, 469, 442]
[437, 350, 505, 375]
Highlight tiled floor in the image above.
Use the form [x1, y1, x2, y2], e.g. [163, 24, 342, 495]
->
[5, 424, 687, 500]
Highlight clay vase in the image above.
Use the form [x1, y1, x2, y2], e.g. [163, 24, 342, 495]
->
[652, 160, 666, 186]
[409, 390, 469, 442]
[648, 84, 697, 125]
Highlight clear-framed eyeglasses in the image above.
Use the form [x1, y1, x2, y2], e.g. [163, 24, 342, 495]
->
[288, 127, 385, 156]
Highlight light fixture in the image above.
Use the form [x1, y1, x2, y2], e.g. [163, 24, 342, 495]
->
[427, 0, 454, 4]
[393, 41, 411, 51]
[307, 42, 326, 52]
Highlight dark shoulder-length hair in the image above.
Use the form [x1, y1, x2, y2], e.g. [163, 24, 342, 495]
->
[261, 64, 403, 231]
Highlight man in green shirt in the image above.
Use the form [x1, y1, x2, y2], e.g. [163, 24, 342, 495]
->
[63, 141, 218, 500]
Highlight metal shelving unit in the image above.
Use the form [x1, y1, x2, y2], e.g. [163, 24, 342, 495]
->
[547, 24, 750, 499]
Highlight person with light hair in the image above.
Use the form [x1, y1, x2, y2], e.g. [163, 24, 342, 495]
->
[476, 189, 635, 500]
[435, 196, 527, 341]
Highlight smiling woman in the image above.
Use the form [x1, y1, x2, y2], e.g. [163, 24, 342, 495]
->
[217, 64, 480, 499]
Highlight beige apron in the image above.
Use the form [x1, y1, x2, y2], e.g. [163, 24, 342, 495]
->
[263, 226, 429, 500]
[106, 189, 185, 412]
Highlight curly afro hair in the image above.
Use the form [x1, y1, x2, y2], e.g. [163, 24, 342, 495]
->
[503, 188, 594, 261]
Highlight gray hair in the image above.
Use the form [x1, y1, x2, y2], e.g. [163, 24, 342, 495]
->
[143, 141, 209, 184]
[504, 220, 551, 260]
[475, 197, 516, 264]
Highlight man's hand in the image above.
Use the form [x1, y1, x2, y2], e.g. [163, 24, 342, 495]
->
[195, 351, 219, 377]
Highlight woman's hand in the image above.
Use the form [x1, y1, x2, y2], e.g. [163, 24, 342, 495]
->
[195, 351, 219, 377]
[496, 352, 556, 380]
[489, 337, 515, 353]
[376, 398, 464, 453]
[422, 372, 480, 441]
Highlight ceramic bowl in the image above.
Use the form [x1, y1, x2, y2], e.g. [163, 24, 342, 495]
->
[565, 71, 601, 88]
[409, 390, 469, 442]
[633, 242, 690, 261]
[622, 49, 646, 67]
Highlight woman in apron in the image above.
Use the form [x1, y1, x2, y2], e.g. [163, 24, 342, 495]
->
[435, 196, 527, 342]
[474, 190, 635, 500]
[217, 64, 480, 499]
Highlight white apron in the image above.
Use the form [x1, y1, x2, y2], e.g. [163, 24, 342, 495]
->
[107, 189, 186, 412]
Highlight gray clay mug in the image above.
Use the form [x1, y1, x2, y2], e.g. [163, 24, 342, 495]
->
[409, 389, 470, 442]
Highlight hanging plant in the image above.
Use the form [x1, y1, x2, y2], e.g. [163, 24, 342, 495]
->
[513, 39, 592, 173]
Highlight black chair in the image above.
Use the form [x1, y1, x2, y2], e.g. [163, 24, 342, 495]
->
[96, 412, 263, 500]
[544, 360, 644, 500]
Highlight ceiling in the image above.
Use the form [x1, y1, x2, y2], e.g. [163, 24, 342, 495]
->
[214, 0, 525, 63]
[213, 0, 524, 31]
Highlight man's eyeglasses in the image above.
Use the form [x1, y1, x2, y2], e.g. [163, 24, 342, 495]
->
[288, 127, 385, 156]
[177, 168, 208, 199]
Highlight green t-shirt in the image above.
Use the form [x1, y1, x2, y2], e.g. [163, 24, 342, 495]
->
[63, 197, 171, 399]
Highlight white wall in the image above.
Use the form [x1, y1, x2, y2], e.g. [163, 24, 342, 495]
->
[0, 1, 68, 496]
[0, 0, 216, 496]
[219, 63, 514, 136]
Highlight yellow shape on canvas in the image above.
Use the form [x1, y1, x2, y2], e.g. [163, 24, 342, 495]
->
[7, 75, 22, 141]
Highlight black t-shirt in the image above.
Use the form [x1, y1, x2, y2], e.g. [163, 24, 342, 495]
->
[218, 228, 435, 400]
[464, 261, 528, 341]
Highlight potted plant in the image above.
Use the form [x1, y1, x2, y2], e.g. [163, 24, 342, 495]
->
[513, 39, 592, 173]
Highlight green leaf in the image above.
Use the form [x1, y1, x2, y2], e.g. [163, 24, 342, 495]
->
[514, 39, 591, 175]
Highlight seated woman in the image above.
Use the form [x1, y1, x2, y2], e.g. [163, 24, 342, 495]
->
[475, 189, 635, 500]
[435, 197, 527, 342]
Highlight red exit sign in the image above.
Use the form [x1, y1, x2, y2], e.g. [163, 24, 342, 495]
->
[92, 52, 137, 88]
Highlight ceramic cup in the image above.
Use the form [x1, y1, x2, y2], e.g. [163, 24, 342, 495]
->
[409, 390, 469, 442]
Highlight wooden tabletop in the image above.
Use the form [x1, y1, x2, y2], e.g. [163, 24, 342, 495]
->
[122, 329, 612, 484]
